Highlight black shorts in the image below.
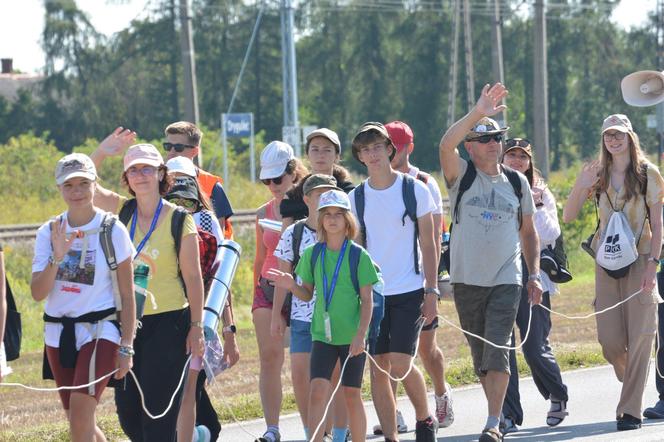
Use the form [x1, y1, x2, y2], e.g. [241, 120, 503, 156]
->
[310, 341, 366, 388]
[374, 289, 425, 356]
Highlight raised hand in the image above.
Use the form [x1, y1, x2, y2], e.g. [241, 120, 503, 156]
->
[476, 83, 509, 117]
[50, 217, 78, 261]
[577, 160, 601, 190]
[98, 127, 136, 158]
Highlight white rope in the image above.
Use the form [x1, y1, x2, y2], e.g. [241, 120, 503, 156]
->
[219, 399, 261, 440]
[310, 356, 350, 442]
[0, 368, 119, 392]
[537, 289, 641, 320]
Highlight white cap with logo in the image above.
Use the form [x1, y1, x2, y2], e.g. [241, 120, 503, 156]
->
[55, 153, 98, 185]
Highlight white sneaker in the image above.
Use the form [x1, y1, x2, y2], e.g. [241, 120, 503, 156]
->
[195, 425, 211, 442]
[435, 383, 455, 428]
[372, 410, 408, 435]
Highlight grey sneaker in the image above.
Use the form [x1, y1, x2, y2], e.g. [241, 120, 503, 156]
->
[644, 399, 664, 419]
[435, 383, 455, 428]
[500, 416, 518, 435]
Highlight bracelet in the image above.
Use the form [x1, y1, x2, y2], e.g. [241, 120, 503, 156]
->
[48, 255, 64, 266]
[118, 345, 135, 357]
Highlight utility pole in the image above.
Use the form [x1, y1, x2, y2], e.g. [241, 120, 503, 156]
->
[490, 0, 507, 126]
[657, 0, 663, 167]
[533, 0, 550, 177]
[446, 0, 461, 129]
[179, 0, 201, 162]
[169, 0, 180, 120]
[280, 0, 301, 155]
[462, 0, 475, 112]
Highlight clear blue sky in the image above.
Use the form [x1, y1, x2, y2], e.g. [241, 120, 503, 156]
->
[0, 0, 657, 74]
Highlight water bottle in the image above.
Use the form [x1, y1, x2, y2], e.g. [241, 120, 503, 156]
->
[134, 264, 150, 319]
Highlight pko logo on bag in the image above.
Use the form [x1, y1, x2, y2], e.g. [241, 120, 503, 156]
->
[604, 234, 621, 253]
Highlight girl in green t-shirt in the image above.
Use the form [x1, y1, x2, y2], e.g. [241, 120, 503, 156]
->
[268, 189, 378, 442]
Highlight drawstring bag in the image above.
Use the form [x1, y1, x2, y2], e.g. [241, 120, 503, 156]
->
[596, 210, 641, 279]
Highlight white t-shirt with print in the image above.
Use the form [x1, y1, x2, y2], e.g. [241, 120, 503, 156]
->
[349, 173, 436, 296]
[409, 166, 444, 216]
[274, 221, 317, 322]
[32, 209, 135, 350]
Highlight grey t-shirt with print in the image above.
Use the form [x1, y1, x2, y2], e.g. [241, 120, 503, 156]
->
[446, 157, 535, 287]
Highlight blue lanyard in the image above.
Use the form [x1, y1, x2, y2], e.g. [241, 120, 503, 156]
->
[321, 239, 348, 312]
[130, 199, 164, 259]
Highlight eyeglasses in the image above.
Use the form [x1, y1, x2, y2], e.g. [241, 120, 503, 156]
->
[168, 198, 198, 211]
[471, 134, 503, 144]
[126, 166, 157, 178]
[603, 131, 626, 142]
[163, 142, 195, 152]
[261, 175, 285, 186]
[505, 138, 531, 149]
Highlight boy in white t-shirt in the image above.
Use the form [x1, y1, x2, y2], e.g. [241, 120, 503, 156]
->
[348, 122, 439, 442]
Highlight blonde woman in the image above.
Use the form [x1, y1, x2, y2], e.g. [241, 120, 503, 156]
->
[563, 114, 664, 431]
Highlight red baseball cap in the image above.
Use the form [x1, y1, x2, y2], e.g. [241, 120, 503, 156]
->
[385, 121, 414, 151]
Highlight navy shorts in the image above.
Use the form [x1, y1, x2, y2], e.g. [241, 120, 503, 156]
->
[374, 289, 425, 356]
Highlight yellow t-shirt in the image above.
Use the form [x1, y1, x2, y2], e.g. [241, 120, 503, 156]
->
[118, 198, 198, 314]
[591, 164, 664, 255]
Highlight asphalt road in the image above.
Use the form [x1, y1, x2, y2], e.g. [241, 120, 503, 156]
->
[220, 364, 664, 441]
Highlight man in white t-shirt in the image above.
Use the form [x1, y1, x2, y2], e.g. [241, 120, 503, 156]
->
[386, 120, 454, 429]
[439, 83, 542, 442]
[349, 122, 439, 442]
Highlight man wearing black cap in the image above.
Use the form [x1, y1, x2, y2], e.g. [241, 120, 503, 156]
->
[349, 122, 439, 442]
[438, 83, 543, 442]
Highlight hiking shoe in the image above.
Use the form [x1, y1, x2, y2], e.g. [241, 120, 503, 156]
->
[499, 416, 518, 435]
[255, 429, 281, 442]
[194, 425, 211, 442]
[435, 383, 455, 428]
[415, 416, 438, 442]
[616, 413, 642, 431]
[644, 399, 664, 419]
[479, 427, 503, 441]
[373, 410, 408, 435]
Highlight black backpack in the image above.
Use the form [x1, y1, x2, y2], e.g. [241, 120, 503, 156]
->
[354, 174, 421, 274]
[441, 161, 523, 273]
[3, 278, 21, 362]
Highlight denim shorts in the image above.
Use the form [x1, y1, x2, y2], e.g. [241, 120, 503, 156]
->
[289, 319, 313, 354]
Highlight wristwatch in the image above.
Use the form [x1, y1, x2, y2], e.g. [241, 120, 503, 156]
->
[48, 255, 64, 266]
[424, 287, 440, 297]
[649, 256, 660, 265]
[190, 321, 203, 329]
[222, 324, 237, 334]
[528, 274, 542, 282]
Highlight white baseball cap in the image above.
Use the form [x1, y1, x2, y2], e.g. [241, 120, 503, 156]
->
[166, 156, 197, 177]
[123, 143, 164, 171]
[260, 141, 295, 180]
[318, 189, 351, 212]
[55, 153, 97, 185]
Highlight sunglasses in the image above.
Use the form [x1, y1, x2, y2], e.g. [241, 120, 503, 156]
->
[168, 198, 198, 211]
[163, 142, 195, 152]
[603, 132, 626, 141]
[471, 134, 503, 144]
[261, 175, 286, 186]
[505, 138, 531, 149]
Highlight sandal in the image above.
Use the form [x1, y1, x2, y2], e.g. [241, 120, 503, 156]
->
[479, 427, 503, 442]
[546, 399, 569, 427]
[255, 429, 281, 442]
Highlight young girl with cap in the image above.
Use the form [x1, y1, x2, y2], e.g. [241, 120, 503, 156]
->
[500, 138, 568, 432]
[280, 128, 355, 228]
[31, 153, 136, 441]
[564, 114, 664, 431]
[268, 189, 378, 442]
[254, 141, 307, 442]
[91, 143, 206, 441]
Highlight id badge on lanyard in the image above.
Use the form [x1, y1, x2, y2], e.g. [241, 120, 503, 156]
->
[321, 240, 348, 343]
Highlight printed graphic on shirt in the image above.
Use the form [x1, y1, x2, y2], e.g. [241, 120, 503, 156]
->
[56, 248, 96, 287]
[466, 188, 516, 233]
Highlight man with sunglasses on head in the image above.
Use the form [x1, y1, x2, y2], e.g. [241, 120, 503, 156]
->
[164, 121, 234, 240]
[438, 83, 543, 442]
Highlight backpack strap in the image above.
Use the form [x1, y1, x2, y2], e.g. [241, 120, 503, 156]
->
[310, 242, 325, 272]
[98, 213, 122, 313]
[354, 182, 367, 246]
[501, 164, 523, 229]
[401, 174, 420, 275]
[292, 219, 307, 270]
[348, 243, 362, 295]
[453, 160, 477, 224]
[170, 207, 189, 296]
[118, 198, 137, 226]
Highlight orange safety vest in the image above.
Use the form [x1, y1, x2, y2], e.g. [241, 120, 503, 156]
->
[197, 168, 234, 239]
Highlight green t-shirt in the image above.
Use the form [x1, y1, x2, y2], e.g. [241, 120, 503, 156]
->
[296, 240, 379, 345]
